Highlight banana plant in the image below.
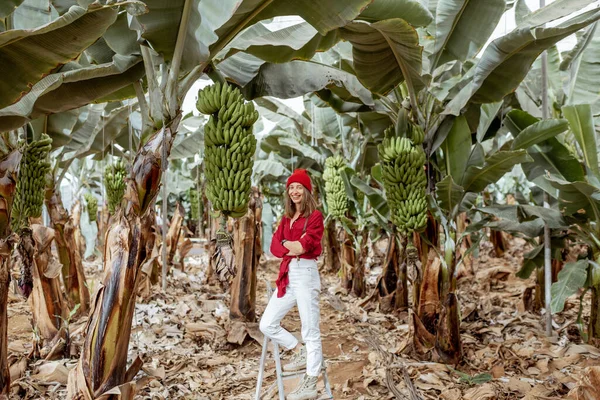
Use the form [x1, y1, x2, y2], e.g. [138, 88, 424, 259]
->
[529, 103, 600, 344]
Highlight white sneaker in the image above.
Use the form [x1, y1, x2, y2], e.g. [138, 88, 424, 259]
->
[283, 346, 307, 372]
[287, 374, 318, 400]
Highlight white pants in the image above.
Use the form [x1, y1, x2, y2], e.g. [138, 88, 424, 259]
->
[259, 258, 323, 376]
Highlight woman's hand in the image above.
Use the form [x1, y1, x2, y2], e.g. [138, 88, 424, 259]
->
[283, 240, 304, 256]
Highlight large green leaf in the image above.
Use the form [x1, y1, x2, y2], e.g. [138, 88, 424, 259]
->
[71, 104, 131, 159]
[0, 5, 118, 109]
[430, 0, 505, 71]
[546, 175, 600, 221]
[436, 175, 464, 215]
[357, 0, 433, 26]
[350, 175, 390, 219]
[518, 0, 597, 28]
[221, 22, 340, 64]
[0, 55, 145, 131]
[241, 60, 374, 106]
[339, 19, 425, 96]
[563, 104, 598, 178]
[442, 115, 471, 185]
[255, 97, 310, 136]
[510, 119, 568, 150]
[551, 260, 588, 313]
[134, 0, 370, 75]
[560, 22, 597, 71]
[444, 8, 600, 115]
[462, 150, 532, 193]
[253, 155, 290, 182]
[565, 23, 600, 114]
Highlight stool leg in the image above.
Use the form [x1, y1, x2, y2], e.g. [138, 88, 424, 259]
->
[255, 336, 270, 400]
[322, 365, 333, 399]
[273, 343, 286, 400]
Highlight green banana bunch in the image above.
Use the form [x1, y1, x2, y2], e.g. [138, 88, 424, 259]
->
[197, 82, 258, 219]
[12, 133, 52, 230]
[84, 192, 98, 222]
[378, 125, 428, 235]
[188, 187, 200, 220]
[323, 155, 348, 219]
[105, 160, 127, 214]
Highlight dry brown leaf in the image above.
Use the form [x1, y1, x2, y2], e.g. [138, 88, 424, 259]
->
[440, 388, 462, 400]
[491, 364, 504, 378]
[30, 361, 69, 384]
[463, 383, 497, 400]
[227, 321, 248, 345]
[506, 377, 532, 394]
[568, 366, 600, 400]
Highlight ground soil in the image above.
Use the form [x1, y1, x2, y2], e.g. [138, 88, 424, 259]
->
[6, 235, 600, 399]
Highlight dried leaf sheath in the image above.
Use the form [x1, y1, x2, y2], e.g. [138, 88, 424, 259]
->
[45, 187, 90, 314]
[68, 116, 180, 399]
[0, 150, 20, 395]
[29, 225, 68, 359]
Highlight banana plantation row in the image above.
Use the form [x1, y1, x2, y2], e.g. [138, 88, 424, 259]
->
[0, 0, 599, 398]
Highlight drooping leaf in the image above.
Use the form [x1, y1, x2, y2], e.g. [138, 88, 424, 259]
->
[357, 0, 433, 26]
[462, 150, 532, 193]
[430, 0, 505, 71]
[551, 260, 588, 313]
[242, 60, 374, 106]
[546, 175, 600, 221]
[560, 22, 597, 71]
[350, 175, 390, 219]
[220, 22, 340, 64]
[339, 19, 425, 95]
[444, 8, 600, 115]
[510, 119, 568, 150]
[0, 55, 145, 131]
[0, 6, 118, 108]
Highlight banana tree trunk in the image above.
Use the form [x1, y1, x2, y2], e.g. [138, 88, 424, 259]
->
[324, 220, 341, 273]
[376, 232, 399, 313]
[490, 229, 507, 257]
[71, 200, 85, 257]
[230, 189, 261, 322]
[67, 115, 181, 399]
[352, 229, 367, 298]
[395, 236, 409, 310]
[165, 202, 185, 272]
[29, 225, 68, 360]
[340, 230, 355, 291]
[0, 150, 21, 396]
[413, 249, 441, 353]
[435, 292, 461, 365]
[45, 187, 90, 315]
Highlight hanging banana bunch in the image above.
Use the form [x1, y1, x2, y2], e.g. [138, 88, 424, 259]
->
[323, 155, 348, 219]
[104, 160, 127, 214]
[12, 133, 52, 231]
[84, 192, 98, 222]
[188, 187, 200, 221]
[196, 82, 259, 285]
[378, 124, 428, 241]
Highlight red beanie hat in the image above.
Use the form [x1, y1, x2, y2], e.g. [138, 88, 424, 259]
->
[286, 169, 312, 192]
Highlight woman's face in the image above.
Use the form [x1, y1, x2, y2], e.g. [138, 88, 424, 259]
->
[288, 183, 304, 205]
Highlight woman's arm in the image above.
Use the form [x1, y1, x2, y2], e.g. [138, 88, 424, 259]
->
[286, 211, 324, 255]
[270, 217, 289, 258]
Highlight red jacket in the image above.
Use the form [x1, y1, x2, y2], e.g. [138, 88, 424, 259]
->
[270, 210, 324, 297]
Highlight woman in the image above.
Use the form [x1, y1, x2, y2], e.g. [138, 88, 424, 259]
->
[259, 168, 324, 400]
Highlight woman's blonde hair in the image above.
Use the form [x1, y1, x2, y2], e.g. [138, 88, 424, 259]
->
[284, 185, 318, 219]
